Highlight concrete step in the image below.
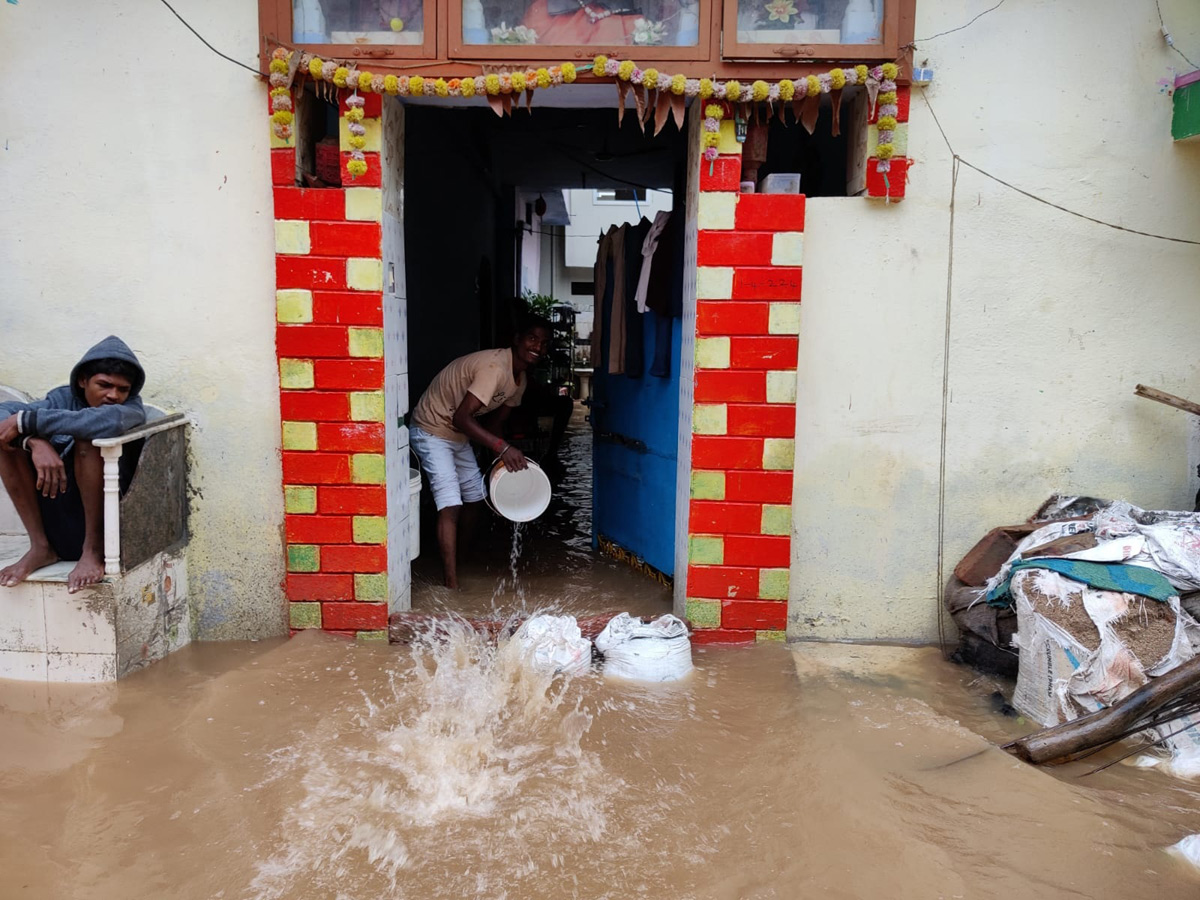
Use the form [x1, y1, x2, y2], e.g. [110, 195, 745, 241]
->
[0, 534, 190, 682]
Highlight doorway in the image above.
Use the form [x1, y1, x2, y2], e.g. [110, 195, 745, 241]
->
[394, 101, 692, 619]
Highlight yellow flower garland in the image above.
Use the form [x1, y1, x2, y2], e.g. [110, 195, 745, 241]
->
[276, 49, 898, 183]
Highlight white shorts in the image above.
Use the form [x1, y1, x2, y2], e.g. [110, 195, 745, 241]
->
[410, 425, 486, 510]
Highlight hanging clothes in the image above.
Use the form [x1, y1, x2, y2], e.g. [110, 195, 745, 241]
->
[633, 210, 672, 314]
[590, 227, 613, 372]
[605, 225, 627, 375]
[621, 217, 651, 378]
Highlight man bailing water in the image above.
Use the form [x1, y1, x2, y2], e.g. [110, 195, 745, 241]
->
[0, 337, 147, 593]
[409, 314, 551, 589]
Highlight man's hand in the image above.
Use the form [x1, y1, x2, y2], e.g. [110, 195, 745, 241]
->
[0, 414, 19, 450]
[500, 444, 528, 472]
[29, 439, 67, 498]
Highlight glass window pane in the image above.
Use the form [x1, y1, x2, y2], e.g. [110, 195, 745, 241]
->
[735, 0, 882, 45]
[293, 0, 425, 45]
[462, 0, 700, 46]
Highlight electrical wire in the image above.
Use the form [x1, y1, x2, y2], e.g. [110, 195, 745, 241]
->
[906, 0, 1007, 48]
[921, 92, 1200, 246]
[1156, 0, 1199, 70]
[156, 0, 263, 76]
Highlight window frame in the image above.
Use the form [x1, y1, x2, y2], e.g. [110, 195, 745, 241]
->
[257, 0, 915, 70]
[720, 0, 902, 61]
[260, 0, 440, 61]
[444, 0, 715, 61]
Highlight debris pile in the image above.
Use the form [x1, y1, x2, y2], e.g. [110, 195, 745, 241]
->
[949, 496, 1200, 776]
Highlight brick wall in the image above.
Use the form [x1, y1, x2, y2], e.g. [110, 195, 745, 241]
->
[683, 120, 802, 645]
[271, 90, 390, 641]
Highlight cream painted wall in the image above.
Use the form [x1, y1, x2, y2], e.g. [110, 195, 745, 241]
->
[792, 0, 1200, 642]
[0, 2, 285, 639]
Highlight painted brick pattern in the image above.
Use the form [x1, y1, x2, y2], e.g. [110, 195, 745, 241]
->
[271, 88, 388, 637]
[866, 85, 910, 201]
[687, 146, 800, 644]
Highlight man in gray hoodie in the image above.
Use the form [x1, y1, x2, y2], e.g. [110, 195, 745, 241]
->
[0, 337, 146, 592]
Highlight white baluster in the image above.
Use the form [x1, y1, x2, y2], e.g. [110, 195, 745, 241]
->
[100, 445, 123, 576]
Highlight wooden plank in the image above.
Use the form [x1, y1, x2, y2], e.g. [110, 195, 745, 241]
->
[1134, 384, 1200, 418]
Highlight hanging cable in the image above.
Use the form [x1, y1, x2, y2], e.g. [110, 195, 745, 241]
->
[1156, 0, 1199, 70]
[906, 0, 1007, 48]
[156, 0, 263, 76]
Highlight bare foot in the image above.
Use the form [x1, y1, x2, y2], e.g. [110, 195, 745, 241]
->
[0, 544, 59, 587]
[68, 549, 105, 593]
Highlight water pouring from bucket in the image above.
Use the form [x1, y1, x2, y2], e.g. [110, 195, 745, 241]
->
[485, 457, 553, 523]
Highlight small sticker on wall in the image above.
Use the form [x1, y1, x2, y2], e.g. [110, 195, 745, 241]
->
[388, 262, 395, 292]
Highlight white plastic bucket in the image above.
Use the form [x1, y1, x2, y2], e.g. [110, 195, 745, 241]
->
[409, 467, 421, 559]
[486, 459, 551, 523]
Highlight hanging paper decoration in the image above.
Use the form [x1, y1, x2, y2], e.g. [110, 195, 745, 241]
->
[274, 48, 891, 176]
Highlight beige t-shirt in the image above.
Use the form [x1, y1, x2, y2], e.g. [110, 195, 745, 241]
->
[411, 348, 527, 442]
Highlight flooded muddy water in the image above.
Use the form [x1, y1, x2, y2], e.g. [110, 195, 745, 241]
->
[409, 408, 673, 621]
[5, 414, 1200, 898]
[3, 635, 1200, 899]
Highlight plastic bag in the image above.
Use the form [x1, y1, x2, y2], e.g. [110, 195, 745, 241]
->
[515, 615, 592, 676]
[595, 613, 693, 682]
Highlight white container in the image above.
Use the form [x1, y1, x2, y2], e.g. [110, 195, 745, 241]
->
[409, 467, 422, 559]
[486, 459, 552, 523]
[761, 173, 801, 194]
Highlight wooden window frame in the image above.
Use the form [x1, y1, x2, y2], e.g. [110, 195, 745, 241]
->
[444, 0, 714, 62]
[260, 0, 440, 61]
[258, 0, 914, 73]
[720, 0, 907, 62]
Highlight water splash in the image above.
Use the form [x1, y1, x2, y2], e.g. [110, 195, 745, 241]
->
[490, 523, 527, 611]
[249, 617, 620, 900]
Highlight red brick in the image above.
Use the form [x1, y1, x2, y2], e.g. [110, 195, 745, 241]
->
[699, 155, 741, 192]
[310, 221, 382, 257]
[695, 370, 766, 403]
[312, 291, 383, 325]
[729, 336, 798, 369]
[321, 544, 388, 572]
[271, 148, 295, 186]
[697, 302, 769, 336]
[689, 500, 763, 535]
[692, 436, 763, 469]
[865, 158, 909, 200]
[322, 601, 387, 630]
[869, 85, 910, 123]
[313, 359, 384, 390]
[691, 628, 757, 645]
[722, 599, 787, 630]
[342, 152, 383, 188]
[273, 186, 345, 221]
[276, 255, 348, 290]
[731, 267, 803, 301]
[734, 193, 805, 231]
[318, 422, 385, 452]
[287, 573, 354, 601]
[286, 514, 353, 544]
[726, 471, 793, 503]
[319, 485, 387, 514]
[279, 391, 349, 422]
[687, 565, 758, 600]
[724, 535, 790, 568]
[277, 325, 349, 358]
[697, 231, 773, 267]
[727, 403, 795, 437]
[339, 89, 382, 118]
[282, 452, 351, 484]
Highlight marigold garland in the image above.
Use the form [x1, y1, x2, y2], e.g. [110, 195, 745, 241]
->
[276, 48, 894, 183]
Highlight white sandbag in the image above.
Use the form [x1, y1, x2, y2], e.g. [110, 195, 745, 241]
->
[1167, 834, 1200, 871]
[595, 613, 693, 682]
[515, 615, 592, 676]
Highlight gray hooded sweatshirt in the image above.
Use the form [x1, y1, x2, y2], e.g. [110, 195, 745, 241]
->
[0, 336, 146, 452]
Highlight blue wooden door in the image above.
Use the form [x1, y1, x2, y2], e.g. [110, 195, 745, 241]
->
[591, 309, 680, 576]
